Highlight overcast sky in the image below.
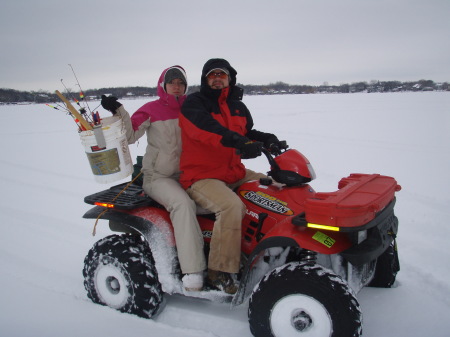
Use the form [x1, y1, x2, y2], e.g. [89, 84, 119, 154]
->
[1, 0, 449, 92]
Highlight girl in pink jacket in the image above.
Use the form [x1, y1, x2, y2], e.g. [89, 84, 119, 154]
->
[101, 66, 206, 291]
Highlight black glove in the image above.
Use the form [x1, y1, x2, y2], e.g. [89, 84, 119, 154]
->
[101, 95, 122, 114]
[238, 141, 263, 159]
[264, 135, 288, 154]
[264, 135, 281, 149]
[220, 132, 263, 158]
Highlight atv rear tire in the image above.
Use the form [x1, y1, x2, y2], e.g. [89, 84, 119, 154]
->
[368, 239, 400, 287]
[83, 234, 163, 318]
[248, 262, 362, 337]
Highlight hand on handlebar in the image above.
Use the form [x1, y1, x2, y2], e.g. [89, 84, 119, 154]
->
[267, 140, 288, 155]
[263, 135, 288, 154]
[237, 141, 263, 159]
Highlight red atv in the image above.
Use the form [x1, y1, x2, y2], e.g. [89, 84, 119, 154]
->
[82, 144, 401, 337]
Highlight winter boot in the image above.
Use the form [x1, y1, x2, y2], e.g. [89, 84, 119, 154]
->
[206, 269, 238, 294]
[182, 272, 204, 291]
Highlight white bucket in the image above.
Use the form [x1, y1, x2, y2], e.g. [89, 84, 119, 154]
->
[80, 116, 133, 184]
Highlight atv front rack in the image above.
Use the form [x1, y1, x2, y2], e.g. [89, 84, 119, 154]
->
[84, 183, 156, 210]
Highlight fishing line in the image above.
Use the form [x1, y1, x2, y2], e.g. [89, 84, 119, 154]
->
[46, 102, 69, 113]
[90, 103, 101, 111]
[60, 78, 78, 103]
[46, 103, 83, 132]
[61, 77, 93, 124]
[69, 64, 93, 114]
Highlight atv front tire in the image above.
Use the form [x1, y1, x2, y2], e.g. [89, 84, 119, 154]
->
[83, 234, 163, 318]
[369, 239, 400, 287]
[248, 262, 362, 337]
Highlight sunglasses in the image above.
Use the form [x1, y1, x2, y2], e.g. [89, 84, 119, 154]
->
[207, 71, 228, 79]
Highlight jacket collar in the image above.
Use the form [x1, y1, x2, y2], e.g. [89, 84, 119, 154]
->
[200, 85, 243, 101]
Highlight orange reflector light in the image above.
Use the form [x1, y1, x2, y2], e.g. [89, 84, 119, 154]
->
[307, 223, 340, 232]
[95, 202, 114, 208]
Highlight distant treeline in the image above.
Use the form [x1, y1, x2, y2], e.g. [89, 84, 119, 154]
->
[1, 79, 448, 104]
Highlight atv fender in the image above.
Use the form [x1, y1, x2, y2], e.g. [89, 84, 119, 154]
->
[83, 206, 151, 235]
[233, 236, 299, 306]
[263, 217, 353, 254]
[234, 224, 353, 306]
[83, 206, 180, 293]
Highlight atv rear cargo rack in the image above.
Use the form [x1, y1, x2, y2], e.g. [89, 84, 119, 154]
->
[84, 183, 156, 210]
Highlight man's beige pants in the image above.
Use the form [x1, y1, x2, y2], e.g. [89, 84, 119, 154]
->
[187, 169, 266, 273]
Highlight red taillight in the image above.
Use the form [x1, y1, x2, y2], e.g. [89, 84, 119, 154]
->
[94, 202, 115, 208]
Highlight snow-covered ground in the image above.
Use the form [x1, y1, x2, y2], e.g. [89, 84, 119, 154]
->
[0, 91, 449, 336]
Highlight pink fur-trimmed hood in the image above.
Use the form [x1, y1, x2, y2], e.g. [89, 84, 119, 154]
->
[131, 66, 187, 130]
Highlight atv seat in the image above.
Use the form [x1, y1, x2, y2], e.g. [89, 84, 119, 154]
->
[85, 182, 215, 216]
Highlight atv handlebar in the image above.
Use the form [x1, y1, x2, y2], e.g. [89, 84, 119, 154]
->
[261, 140, 289, 170]
[236, 140, 288, 159]
[266, 140, 289, 156]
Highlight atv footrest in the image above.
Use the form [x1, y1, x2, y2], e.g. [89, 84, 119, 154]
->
[84, 183, 156, 210]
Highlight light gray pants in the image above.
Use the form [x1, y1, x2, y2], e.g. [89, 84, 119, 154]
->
[143, 176, 206, 274]
[187, 169, 266, 274]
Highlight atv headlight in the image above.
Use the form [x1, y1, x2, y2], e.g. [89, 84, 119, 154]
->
[307, 163, 316, 181]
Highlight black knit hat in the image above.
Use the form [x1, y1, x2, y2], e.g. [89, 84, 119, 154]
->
[201, 58, 237, 86]
[165, 67, 187, 86]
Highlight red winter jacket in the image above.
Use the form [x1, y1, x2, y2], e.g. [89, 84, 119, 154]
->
[179, 59, 274, 189]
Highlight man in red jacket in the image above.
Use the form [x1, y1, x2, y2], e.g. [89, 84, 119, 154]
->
[179, 58, 282, 294]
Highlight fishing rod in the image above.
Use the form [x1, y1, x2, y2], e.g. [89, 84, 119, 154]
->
[69, 64, 93, 115]
[46, 103, 84, 132]
[46, 102, 69, 112]
[55, 90, 92, 131]
[60, 78, 93, 124]
[53, 65, 105, 132]
[68, 65, 106, 128]
[90, 102, 102, 114]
